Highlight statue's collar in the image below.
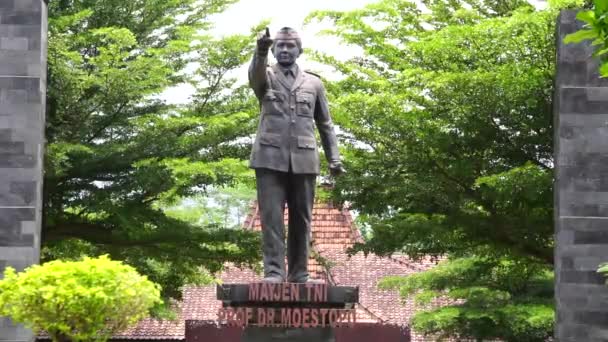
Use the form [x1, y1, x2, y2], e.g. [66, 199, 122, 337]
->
[276, 63, 299, 77]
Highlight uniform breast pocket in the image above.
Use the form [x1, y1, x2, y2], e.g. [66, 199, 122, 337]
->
[296, 91, 315, 117]
[262, 90, 284, 115]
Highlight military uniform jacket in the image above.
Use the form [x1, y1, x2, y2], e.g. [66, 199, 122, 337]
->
[248, 51, 340, 174]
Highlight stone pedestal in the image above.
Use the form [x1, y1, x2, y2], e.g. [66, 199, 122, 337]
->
[186, 282, 410, 341]
[0, 0, 47, 341]
[555, 10, 608, 342]
[217, 283, 358, 308]
[219, 283, 357, 341]
[186, 283, 359, 342]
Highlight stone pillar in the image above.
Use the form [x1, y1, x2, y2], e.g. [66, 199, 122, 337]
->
[0, 0, 47, 341]
[555, 10, 608, 342]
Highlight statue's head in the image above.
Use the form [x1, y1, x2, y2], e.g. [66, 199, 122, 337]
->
[272, 27, 302, 67]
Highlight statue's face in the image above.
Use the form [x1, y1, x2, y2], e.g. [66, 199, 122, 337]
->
[272, 39, 300, 66]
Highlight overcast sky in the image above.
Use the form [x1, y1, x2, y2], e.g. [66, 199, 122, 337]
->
[163, 0, 548, 104]
[163, 0, 374, 104]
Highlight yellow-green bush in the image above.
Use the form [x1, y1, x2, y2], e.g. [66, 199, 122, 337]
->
[0, 255, 161, 342]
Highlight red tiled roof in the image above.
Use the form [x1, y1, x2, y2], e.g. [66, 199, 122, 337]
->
[107, 200, 441, 341]
[113, 316, 184, 340]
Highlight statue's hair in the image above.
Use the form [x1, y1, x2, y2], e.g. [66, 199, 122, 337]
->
[273, 27, 303, 53]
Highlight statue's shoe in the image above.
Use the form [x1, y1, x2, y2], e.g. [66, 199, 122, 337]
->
[287, 277, 325, 284]
[261, 275, 284, 283]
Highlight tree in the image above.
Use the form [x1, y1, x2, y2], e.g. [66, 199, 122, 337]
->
[165, 183, 257, 229]
[0, 256, 161, 342]
[44, 0, 262, 300]
[306, 0, 584, 340]
[564, 0, 608, 76]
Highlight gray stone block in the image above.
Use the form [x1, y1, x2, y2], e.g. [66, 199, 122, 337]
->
[560, 217, 608, 232]
[1, 89, 29, 104]
[0, 60, 27, 75]
[27, 36, 39, 50]
[558, 159, 608, 192]
[4, 77, 36, 95]
[20, 221, 36, 235]
[560, 270, 605, 285]
[0, 1, 15, 10]
[0, 179, 37, 206]
[0, 247, 35, 262]
[26, 62, 41, 77]
[589, 327, 608, 341]
[574, 190, 608, 205]
[0, 153, 36, 168]
[574, 231, 608, 245]
[0, 317, 18, 329]
[557, 283, 608, 298]
[572, 256, 604, 271]
[557, 229, 574, 245]
[0, 141, 23, 154]
[556, 323, 589, 341]
[0, 207, 35, 247]
[0, 103, 42, 118]
[12, 25, 41, 38]
[14, 0, 40, 12]
[9, 181, 36, 205]
[561, 256, 575, 270]
[0, 129, 10, 141]
[574, 311, 608, 326]
[560, 294, 589, 307]
[0, 37, 28, 50]
[0, 12, 40, 25]
[584, 294, 608, 310]
[560, 88, 608, 115]
[560, 124, 608, 152]
[561, 203, 608, 217]
[0, 50, 40, 76]
[557, 61, 589, 87]
[561, 245, 608, 258]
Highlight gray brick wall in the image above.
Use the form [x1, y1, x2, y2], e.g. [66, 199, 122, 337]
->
[0, 0, 47, 341]
[555, 10, 608, 342]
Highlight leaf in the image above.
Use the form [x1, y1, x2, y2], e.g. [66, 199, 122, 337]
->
[595, 0, 608, 13]
[564, 29, 599, 44]
[593, 46, 608, 56]
[600, 62, 608, 77]
[576, 10, 596, 24]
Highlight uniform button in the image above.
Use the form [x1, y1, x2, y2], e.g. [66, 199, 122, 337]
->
[290, 106, 295, 110]
[291, 119, 296, 123]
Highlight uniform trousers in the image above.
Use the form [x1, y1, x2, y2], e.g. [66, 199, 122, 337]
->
[255, 168, 316, 282]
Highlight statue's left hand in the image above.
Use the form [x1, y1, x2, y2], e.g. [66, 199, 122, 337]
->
[329, 161, 346, 177]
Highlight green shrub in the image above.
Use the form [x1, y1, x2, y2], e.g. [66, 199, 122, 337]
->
[0, 255, 161, 342]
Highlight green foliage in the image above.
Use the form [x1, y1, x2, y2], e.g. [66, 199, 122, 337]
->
[306, 0, 568, 339]
[381, 257, 553, 341]
[597, 262, 608, 281]
[0, 256, 161, 342]
[44, 0, 261, 300]
[564, 0, 608, 76]
[164, 182, 256, 228]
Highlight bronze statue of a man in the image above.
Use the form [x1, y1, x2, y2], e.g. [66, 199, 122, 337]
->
[248, 27, 344, 283]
